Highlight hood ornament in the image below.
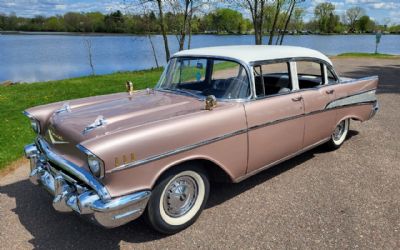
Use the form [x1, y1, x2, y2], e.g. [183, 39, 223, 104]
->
[82, 115, 107, 135]
[126, 81, 134, 96]
[55, 103, 71, 114]
[205, 95, 217, 110]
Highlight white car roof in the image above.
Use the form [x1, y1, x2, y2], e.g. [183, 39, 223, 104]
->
[173, 45, 333, 66]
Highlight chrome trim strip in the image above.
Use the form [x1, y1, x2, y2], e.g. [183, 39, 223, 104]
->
[23, 110, 34, 119]
[236, 137, 331, 182]
[325, 88, 377, 109]
[339, 75, 378, 84]
[109, 101, 376, 174]
[36, 138, 111, 201]
[90, 190, 151, 212]
[107, 128, 248, 174]
[168, 55, 256, 101]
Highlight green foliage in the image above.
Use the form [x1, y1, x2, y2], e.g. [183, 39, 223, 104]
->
[336, 53, 398, 58]
[357, 15, 375, 33]
[0, 68, 164, 170]
[314, 2, 337, 33]
[0, 9, 251, 34]
[202, 8, 251, 34]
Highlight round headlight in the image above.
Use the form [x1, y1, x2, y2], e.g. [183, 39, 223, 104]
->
[30, 119, 40, 134]
[88, 155, 103, 177]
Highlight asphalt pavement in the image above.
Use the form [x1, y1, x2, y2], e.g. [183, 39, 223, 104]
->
[0, 58, 399, 249]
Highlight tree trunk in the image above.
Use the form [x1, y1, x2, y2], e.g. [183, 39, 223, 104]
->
[156, 0, 170, 62]
[279, 0, 296, 45]
[178, 0, 191, 51]
[187, 1, 193, 49]
[247, 0, 264, 45]
[268, 0, 281, 45]
[147, 34, 159, 68]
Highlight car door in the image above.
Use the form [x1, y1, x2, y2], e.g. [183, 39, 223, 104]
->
[295, 60, 338, 147]
[244, 61, 305, 174]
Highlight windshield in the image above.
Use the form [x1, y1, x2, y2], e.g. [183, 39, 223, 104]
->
[156, 57, 250, 100]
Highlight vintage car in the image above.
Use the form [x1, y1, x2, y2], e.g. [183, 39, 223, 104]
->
[23, 45, 379, 234]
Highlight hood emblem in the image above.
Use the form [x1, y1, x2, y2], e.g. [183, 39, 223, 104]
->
[48, 128, 68, 144]
[82, 115, 107, 135]
[55, 103, 71, 114]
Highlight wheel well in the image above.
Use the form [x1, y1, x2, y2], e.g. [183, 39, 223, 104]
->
[157, 159, 233, 185]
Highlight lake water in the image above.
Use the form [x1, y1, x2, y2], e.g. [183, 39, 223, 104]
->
[1, 34, 399, 83]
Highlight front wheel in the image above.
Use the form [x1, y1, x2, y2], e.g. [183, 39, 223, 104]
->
[327, 119, 350, 149]
[146, 165, 209, 234]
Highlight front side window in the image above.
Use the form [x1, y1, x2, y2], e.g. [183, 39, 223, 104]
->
[156, 57, 250, 99]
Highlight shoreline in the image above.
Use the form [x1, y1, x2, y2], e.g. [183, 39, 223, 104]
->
[1, 31, 400, 36]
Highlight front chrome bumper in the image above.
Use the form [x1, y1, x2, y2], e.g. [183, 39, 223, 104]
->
[24, 140, 151, 228]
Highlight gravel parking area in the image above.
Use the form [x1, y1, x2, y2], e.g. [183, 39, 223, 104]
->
[0, 58, 399, 249]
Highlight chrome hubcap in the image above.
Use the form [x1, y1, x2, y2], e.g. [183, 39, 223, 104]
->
[163, 176, 198, 217]
[333, 120, 345, 141]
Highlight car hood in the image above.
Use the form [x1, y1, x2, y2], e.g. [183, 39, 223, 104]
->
[47, 91, 205, 145]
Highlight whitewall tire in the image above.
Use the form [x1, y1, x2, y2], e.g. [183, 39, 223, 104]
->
[146, 164, 209, 234]
[328, 119, 350, 149]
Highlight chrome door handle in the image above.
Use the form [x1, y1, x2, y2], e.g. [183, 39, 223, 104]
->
[326, 89, 335, 94]
[292, 96, 303, 102]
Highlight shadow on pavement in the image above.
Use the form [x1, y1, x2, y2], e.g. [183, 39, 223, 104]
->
[0, 133, 359, 249]
[339, 64, 400, 94]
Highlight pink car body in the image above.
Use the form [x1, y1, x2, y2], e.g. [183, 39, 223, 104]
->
[24, 46, 379, 229]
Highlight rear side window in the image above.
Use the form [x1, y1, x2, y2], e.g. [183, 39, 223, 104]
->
[296, 61, 324, 89]
[254, 62, 292, 98]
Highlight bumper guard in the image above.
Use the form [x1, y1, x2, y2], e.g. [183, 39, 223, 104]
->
[24, 141, 151, 228]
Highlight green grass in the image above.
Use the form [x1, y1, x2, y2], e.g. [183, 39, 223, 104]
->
[336, 52, 399, 58]
[0, 68, 164, 171]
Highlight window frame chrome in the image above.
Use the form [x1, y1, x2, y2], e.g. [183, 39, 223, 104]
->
[163, 55, 256, 102]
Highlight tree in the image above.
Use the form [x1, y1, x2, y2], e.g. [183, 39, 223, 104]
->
[345, 7, 364, 33]
[290, 7, 304, 31]
[231, 0, 267, 45]
[314, 2, 335, 33]
[156, 0, 170, 61]
[357, 15, 375, 33]
[268, 0, 282, 44]
[205, 9, 245, 34]
[104, 10, 125, 33]
[275, 0, 305, 45]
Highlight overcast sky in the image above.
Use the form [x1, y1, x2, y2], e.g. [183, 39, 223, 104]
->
[0, 0, 399, 25]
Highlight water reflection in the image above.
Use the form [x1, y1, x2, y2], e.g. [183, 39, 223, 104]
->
[0, 34, 399, 83]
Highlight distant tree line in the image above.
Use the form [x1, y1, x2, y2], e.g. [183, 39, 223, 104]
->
[0, 9, 253, 34]
[1, 3, 399, 36]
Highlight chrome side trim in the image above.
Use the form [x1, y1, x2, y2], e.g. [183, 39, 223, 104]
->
[23, 110, 34, 119]
[36, 138, 111, 201]
[107, 128, 248, 174]
[325, 89, 377, 109]
[109, 101, 375, 174]
[236, 137, 331, 182]
[339, 75, 378, 84]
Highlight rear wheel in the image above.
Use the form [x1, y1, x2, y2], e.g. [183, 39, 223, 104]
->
[146, 165, 209, 234]
[327, 119, 350, 149]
